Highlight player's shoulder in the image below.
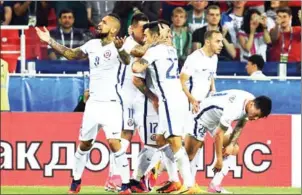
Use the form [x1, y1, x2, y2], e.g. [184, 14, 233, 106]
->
[85, 39, 102, 47]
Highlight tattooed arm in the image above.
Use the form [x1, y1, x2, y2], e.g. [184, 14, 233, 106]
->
[131, 44, 150, 58]
[36, 27, 87, 60]
[132, 58, 149, 73]
[118, 49, 131, 65]
[133, 76, 159, 113]
[49, 38, 87, 60]
[133, 76, 158, 102]
[229, 118, 248, 145]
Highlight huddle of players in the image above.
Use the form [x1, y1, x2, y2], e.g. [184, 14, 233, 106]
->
[37, 12, 272, 195]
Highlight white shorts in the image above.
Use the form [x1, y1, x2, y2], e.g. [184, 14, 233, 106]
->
[79, 99, 123, 141]
[157, 97, 187, 139]
[121, 81, 140, 131]
[186, 113, 234, 142]
[136, 97, 159, 146]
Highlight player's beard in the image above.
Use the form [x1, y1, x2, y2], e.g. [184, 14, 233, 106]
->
[99, 32, 109, 40]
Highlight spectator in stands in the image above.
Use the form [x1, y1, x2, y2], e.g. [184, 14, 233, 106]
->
[265, 1, 288, 32]
[112, 1, 142, 37]
[171, 7, 192, 68]
[186, 0, 208, 33]
[48, 9, 85, 60]
[245, 54, 269, 80]
[245, 1, 265, 13]
[141, 1, 161, 22]
[269, 7, 301, 62]
[221, 1, 246, 49]
[52, 1, 89, 29]
[0, 1, 12, 25]
[34, 1, 50, 27]
[192, 5, 236, 61]
[161, 1, 190, 22]
[4, 1, 31, 25]
[238, 9, 271, 62]
[86, 1, 115, 27]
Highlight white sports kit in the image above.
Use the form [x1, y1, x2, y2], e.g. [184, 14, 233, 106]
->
[121, 36, 158, 145]
[142, 44, 188, 138]
[189, 89, 255, 141]
[79, 39, 124, 141]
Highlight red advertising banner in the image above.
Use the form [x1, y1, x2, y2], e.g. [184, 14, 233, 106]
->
[0, 113, 292, 186]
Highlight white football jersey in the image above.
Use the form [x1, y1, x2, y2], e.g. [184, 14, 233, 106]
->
[121, 36, 139, 81]
[181, 49, 218, 101]
[142, 44, 185, 101]
[197, 89, 255, 133]
[80, 39, 122, 102]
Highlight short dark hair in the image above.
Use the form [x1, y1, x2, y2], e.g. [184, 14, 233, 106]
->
[143, 21, 160, 35]
[254, 96, 272, 118]
[276, 7, 292, 16]
[108, 13, 121, 23]
[206, 5, 220, 15]
[59, 9, 74, 18]
[204, 30, 221, 41]
[158, 19, 170, 27]
[131, 13, 148, 26]
[248, 54, 265, 70]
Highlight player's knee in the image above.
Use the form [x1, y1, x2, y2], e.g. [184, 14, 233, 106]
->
[108, 139, 121, 152]
[167, 136, 182, 153]
[232, 144, 240, 155]
[155, 134, 166, 147]
[79, 140, 93, 151]
[121, 130, 133, 141]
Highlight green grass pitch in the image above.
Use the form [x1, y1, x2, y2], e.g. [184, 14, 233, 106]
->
[1, 186, 301, 194]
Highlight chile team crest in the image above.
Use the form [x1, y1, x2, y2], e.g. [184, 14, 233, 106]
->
[104, 50, 111, 60]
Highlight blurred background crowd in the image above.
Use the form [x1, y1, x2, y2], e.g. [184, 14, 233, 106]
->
[0, 1, 301, 73]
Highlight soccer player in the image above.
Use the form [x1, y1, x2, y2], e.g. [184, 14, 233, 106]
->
[105, 12, 149, 192]
[36, 14, 133, 194]
[186, 89, 272, 193]
[132, 21, 198, 194]
[180, 30, 222, 185]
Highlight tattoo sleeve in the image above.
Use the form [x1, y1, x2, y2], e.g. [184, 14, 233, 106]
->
[49, 38, 87, 60]
[229, 119, 248, 145]
[118, 49, 131, 65]
[130, 44, 149, 58]
[132, 58, 149, 73]
[133, 76, 157, 101]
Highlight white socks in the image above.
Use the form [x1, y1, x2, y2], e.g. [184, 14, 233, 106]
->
[161, 145, 180, 182]
[73, 147, 90, 181]
[190, 148, 201, 181]
[108, 138, 130, 177]
[174, 147, 193, 188]
[211, 155, 235, 186]
[132, 146, 157, 181]
[113, 148, 130, 184]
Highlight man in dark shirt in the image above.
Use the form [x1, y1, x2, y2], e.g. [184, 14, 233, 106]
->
[48, 9, 85, 60]
[192, 5, 236, 61]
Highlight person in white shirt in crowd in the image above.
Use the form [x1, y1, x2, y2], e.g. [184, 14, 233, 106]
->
[238, 9, 272, 62]
[221, 1, 246, 49]
[246, 54, 270, 80]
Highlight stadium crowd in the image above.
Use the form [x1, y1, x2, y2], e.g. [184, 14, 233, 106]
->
[0, 1, 301, 66]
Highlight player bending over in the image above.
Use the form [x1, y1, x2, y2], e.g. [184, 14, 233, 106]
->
[185, 89, 272, 193]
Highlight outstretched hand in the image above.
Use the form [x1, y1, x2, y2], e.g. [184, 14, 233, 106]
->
[35, 26, 51, 44]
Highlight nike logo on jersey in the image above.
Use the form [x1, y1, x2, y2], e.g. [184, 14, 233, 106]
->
[122, 164, 128, 167]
